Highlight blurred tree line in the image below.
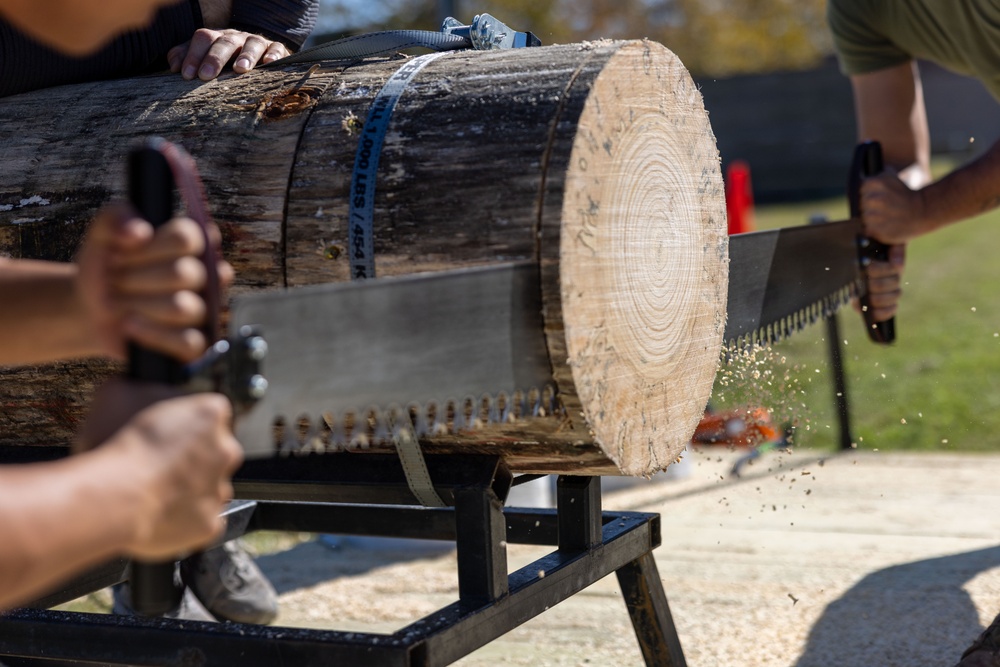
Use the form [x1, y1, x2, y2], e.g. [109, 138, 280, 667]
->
[316, 0, 833, 77]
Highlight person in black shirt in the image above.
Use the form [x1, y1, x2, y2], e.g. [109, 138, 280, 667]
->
[0, 0, 318, 97]
[0, 0, 319, 625]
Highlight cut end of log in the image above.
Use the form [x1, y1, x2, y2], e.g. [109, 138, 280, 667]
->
[559, 40, 728, 476]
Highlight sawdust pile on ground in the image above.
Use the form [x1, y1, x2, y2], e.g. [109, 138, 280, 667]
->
[56, 450, 1000, 666]
[265, 539, 459, 629]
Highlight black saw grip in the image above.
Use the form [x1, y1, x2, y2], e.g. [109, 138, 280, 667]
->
[849, 140, 896, 344]
[125, 140, 187, 616]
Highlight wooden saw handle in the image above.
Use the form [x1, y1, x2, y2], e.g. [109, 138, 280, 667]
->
[849, 140, 896, 344]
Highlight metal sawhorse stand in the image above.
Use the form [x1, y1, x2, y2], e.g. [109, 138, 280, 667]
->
[0, 450, 687, 666]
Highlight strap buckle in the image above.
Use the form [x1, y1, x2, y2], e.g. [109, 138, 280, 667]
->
[441, 13, 542, 50]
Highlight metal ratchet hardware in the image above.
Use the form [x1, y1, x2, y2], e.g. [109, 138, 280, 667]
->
[441, 13, 542, 50]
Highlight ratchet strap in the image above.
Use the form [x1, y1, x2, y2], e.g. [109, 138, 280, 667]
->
[265, 30, 469, 66]
[263, 13, 541, 67]
[346, 52, 449, 506]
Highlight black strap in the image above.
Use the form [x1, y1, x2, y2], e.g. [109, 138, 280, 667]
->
[263, 30, 469, 66]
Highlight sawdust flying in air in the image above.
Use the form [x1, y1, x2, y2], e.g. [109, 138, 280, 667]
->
[712, 344, 815, 445]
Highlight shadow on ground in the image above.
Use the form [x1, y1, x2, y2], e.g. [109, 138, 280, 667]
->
[255, 537, 455, 596]
[796, 545, 1000, 667]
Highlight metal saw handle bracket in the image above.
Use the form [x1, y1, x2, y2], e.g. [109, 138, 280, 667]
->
[850, 140, 896, 344]
[181, 326, 269, 417]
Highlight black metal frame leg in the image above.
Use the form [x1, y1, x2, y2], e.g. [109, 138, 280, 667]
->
[617, 552, 687, 667]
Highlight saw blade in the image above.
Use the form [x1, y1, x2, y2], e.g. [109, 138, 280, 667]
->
[230, 261, 555, 457]
[725, 218, 863, 349]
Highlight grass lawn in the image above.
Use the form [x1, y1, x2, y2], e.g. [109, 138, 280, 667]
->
[714, 173, 1000, 453]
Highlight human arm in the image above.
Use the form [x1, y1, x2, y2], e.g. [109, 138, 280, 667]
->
[846, 62, 929, 323]
[854, 61, 1000, 244]
[851, 60, 932, 244]
[850, 61, 1000, 323]
[0, 205, 231, 366]
[874, 139, 1000, 241]
[0, 383, 241, 611]
[0, 0, 317, 98]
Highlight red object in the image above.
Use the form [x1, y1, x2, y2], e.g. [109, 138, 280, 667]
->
[725, 160, 755, 235]
[691, 406, 779, 448]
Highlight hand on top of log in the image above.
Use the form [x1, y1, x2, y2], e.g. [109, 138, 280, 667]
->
[75, 204, 234, 363]
[167, 28, 290, 81]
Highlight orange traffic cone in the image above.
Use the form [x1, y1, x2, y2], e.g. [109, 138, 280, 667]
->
[725, 160, 755, 235]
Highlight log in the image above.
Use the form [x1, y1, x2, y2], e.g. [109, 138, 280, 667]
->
[0, 39, 727, 476]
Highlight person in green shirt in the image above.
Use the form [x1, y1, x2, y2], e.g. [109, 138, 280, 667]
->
[829, 2, 1000, 665]
[829, 0, 1000, 325]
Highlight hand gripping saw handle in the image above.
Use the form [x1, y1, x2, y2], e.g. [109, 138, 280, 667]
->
[126, 138, 222, 616]
[849, 140, 896, 344]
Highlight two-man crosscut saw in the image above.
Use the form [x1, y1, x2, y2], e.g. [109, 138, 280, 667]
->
[131, 106, 896, 467]
[124, 46, 896, 616]
[220, 142, 896, 460]
[128, 17, 898, 464]
[124, 21, 898, 612]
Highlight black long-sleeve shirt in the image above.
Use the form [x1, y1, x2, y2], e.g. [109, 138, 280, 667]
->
[0, 0, 318, 98]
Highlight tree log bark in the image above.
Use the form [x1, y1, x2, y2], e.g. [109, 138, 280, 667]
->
[0, 40, 727, 475]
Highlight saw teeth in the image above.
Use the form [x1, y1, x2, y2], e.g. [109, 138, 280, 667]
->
[725, 283, 862, 354]
[265, 385, 558, 454]
[410, 403, 429, 436]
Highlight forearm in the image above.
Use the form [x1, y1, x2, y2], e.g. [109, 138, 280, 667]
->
[0, 451, 144, 610]
[0, 259, 101, 365]
[852, 62, 931, 180]
[917, 138, 1000, 232]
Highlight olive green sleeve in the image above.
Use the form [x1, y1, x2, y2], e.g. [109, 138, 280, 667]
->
[827, 0, 912, 75]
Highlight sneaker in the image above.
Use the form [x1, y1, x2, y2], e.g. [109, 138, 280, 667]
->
[956, 612, 1000, 667]
[182, 539, 278, 625]
[111, 581, 217, 622]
